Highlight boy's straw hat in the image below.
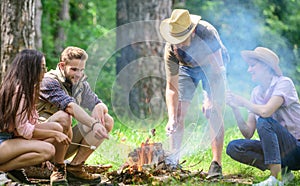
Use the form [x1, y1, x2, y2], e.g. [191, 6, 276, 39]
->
[160, 9, 201, 45]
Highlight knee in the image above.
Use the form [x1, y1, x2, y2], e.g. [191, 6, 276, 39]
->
[42, 143, 56, 161]
[105, 114, 114, 132]
[226, 140, 242, 158]
[49, 122, 64, 133]
[56, 111, 72, 131]
[256, 117, 272, 132]
[226, 141, 236, 157]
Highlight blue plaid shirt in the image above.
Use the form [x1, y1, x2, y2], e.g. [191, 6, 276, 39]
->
[40, 70, 102, 112]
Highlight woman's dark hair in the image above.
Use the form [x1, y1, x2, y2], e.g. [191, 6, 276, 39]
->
[0, 49, 44, 132]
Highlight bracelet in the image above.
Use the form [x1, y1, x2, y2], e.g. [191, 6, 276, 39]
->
[91, 121, 100, 131]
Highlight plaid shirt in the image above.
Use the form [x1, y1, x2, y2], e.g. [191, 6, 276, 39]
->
[39, 68, 102, 112]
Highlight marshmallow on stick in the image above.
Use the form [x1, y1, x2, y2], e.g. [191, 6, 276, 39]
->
[71, 142, 96, 150]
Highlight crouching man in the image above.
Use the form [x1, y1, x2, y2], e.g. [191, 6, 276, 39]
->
[37, 46, 114, 185]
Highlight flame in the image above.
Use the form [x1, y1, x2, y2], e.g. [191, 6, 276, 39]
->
[129, 139, 154, 171]
[127, 129, 159, 171]
[135, 140, 155, 171]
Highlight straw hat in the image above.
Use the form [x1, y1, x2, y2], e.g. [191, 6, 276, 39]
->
[160, 9, 201, 45]
[241, 47, 282, 76]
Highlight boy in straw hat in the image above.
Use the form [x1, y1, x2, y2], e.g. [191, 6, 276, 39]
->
[226, 47, 300, 185]
[159, 9, 229, 179]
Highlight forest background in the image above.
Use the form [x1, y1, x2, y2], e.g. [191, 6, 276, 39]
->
[1, 0, 300, 184]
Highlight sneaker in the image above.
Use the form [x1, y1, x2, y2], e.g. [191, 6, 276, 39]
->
[66, 163, 101, 185]
[6, 169, 31, 184]
[282, 171, 294, 184]
[252, 175, 283, 186]
[0, 172, 11, 185]
[50, 164, 68, 186]
[206, 161, 223, 179]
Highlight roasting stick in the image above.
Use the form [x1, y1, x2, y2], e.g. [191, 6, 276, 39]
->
[71, 142, 96, 150]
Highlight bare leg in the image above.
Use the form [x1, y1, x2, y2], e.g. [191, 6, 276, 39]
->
[37, 120, 71, 164]
[207, 62, 225, 166]
[70, 113, 114, 165]
[209, 105, 224, 166]
[0, 139, 55, 171]
[169, 101, 190, 163]
[45, 111, 73, 163]
[269, 164, 281, 179]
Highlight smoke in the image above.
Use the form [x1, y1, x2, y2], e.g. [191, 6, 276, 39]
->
[193, 1, 296, 93]
[82, 2, 297, 165]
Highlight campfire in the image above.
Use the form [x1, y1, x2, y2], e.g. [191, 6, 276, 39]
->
[106, 129, 206, 185]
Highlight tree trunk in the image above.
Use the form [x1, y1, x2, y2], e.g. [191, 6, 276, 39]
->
[0, 0, 36, 81]
[35, 0, 43, 50]
[55, 0, 70, 53]
[115, 0, 172, 127]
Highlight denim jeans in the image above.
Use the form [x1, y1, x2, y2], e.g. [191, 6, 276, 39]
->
[178, 66, 210, 101]
[226, 117, 300, 171]
[0, 132, 13, 145]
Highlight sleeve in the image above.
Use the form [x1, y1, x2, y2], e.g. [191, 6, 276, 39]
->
[195, 23, 221, 53]
[164, 43, 180, 79]
[15, 96, 36, 139]
[40, 77, 75, 111]
[272, 77, 299, 107]
[80, 81, 102, 111]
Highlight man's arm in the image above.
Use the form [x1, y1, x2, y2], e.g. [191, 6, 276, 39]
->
[65, 102, 108, 139]
[165, 74, 179, 134]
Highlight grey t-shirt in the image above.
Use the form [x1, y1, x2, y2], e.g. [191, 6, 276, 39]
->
[164, 20, 227, 78]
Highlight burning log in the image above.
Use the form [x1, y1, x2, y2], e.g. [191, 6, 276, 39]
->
[106, 141, 205, 185]
[127, 142, 165, 171]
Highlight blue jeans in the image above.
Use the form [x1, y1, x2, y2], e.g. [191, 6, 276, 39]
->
[0, 132, 13, 145]
[226, 117, 300, 171]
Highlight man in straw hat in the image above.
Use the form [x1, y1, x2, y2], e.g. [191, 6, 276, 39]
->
[159, 9, 229, 179]
[226, 47, 300, 185]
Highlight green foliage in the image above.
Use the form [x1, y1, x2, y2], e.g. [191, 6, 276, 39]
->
[41, 0, 116, 67]
[41, 0, 116, 105]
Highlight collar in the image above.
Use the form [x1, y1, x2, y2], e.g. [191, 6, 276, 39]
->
[54, 65, 67, 83]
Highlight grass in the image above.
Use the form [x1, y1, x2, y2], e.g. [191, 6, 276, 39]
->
[85, 109, 300, 185]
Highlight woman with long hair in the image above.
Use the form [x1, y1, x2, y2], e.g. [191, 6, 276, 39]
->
[0, 49, 71, 186]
